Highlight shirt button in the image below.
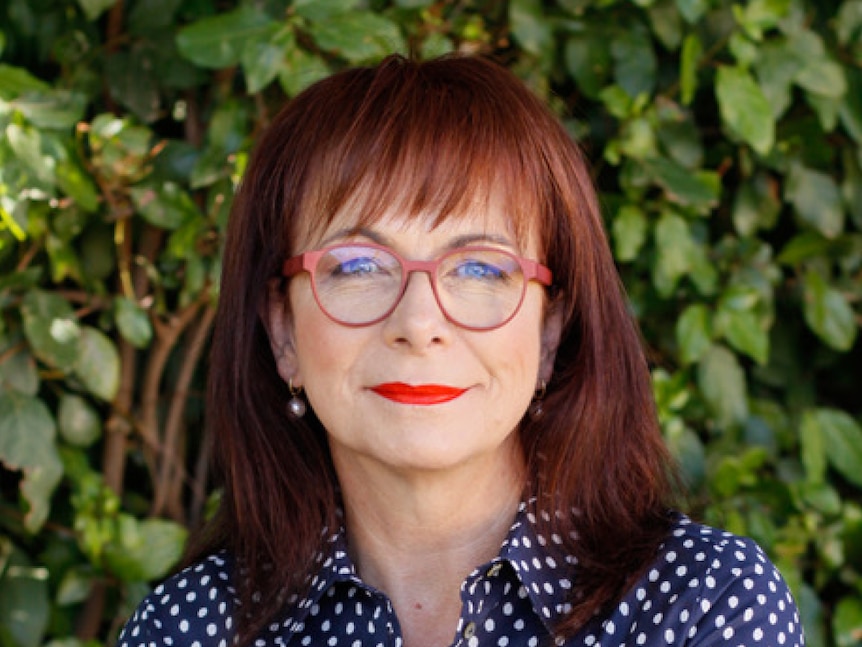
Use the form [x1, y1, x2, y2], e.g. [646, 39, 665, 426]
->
[463, 621, 477, 639]
[486, 563, 502, 577]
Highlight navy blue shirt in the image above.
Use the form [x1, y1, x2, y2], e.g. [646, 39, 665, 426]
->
[119, 503, 804, 646]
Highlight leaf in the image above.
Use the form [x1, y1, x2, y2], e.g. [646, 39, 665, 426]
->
[0, 544, 50, 647]
[176, 7, 274, 69]
[834, 596, 862, 647]
[9, 90, 87, 129]
[73, 327, 120, 401]
[21, 289, 81, 372]
[675, 0, 709, 23]
[697, 345, 748, 428]
[564, 32, 612, 100]
[240, 28, 285, 94]
[717, 308, 769, 365]
[103, 516, 188, 582]
[777, 232, 832, 265]
[732, 173, 781, 236]
[307, 11, 405, 63]
[104, 51, 161, 124]
[786, 164, 845, 239]
[652, 212, 701, 297]
[795, 57, 847, 99]
[611, 204, 647, 262]
[802, 271, 857, 352]
[58, 393, 102, 447]
[611, 23, 656, 98]
[278, 46, 330, 96]
[129, 182, 200, 230]
[807, 408, 862, 489]
[715, 65, 775, 155]
[293, 0, 358, 21]
[643, 157, 719, 209]
[0, 348, 39, 396]
[0, 64, 50, 100]
[676, 304, 712, 365]
[0, 392, 63, 532]
[510, 0, 552, 57]
[800, 410, 827, 484]
[680, 33, 702, 105]
[114, 297, 153, 349]
[77, 0, 117, 21]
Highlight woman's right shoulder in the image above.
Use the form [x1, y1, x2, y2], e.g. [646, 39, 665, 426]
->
[117, 551, 238, 647]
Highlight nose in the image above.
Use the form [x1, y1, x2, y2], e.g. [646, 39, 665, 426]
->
[381, 270, 451, 349]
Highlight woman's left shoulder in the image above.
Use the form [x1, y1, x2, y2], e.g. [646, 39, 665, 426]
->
[626, 513, 805, 645]
[659, 513, 787, 588]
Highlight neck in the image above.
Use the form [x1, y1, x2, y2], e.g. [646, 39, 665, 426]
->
[333, 450, 526, 647]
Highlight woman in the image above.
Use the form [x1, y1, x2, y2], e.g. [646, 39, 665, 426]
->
[119, 54, 803, 646]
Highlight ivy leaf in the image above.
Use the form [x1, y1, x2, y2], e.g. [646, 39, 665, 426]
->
[611, 23, 656, 98]
[240, 27, 285, 94]
[58, 393, 102, 447]
[293, 0, 358, 21]
[77, 0, 117, 21]
[697, 345, 748, 429]
[833, 596, 862, 647]
[129, 182, 200, 230]
[802, 271, 857, 352]
[73, 327, 120, 402]
[800, 410, 827, 484]
[611, 204, 648, 262]
[643, 156, 719, 209]
[0, 543, 50, 647]
[680, 33, 702, 105]
[0, 64, 50, 100]
[308, 11, 405, 63]
[715, 65, 775, 155]
[114, 297, 153, 349]
[0, 392, 63, 532]
[564, 32, 612, 99]
[510, 0, 553, 57]
[176, 7, 274, 69]
[21, 289, 81, 372]
[103, 516, 188, 582]
[805, 409, 862, 489]
[786, 164, 845, 239]
[717, 308, 769, 365]
[0, 348, 39, 396]
[676, 303, 712, 365]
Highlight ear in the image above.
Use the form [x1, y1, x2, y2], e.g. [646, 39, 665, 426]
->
[539, 298, 564, 383]
[262, 278, 301, 387]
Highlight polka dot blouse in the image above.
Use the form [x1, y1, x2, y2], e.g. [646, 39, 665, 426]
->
[119, 504, 804, 646]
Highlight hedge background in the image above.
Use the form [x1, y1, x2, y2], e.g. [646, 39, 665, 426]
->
[1, 0, 860, 645]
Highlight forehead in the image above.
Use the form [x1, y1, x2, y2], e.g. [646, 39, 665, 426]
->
[293, 185, 540, 256]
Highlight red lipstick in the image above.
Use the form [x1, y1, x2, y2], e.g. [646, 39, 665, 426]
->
[370, 383, 467, 405]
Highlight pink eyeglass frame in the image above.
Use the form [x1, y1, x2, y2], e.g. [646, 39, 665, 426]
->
[282, 242, 554, 331]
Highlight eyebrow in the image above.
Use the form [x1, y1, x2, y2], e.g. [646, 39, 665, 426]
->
[320, 227, 516, 251]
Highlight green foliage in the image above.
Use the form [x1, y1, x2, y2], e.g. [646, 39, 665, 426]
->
[0, 0, 860, 644]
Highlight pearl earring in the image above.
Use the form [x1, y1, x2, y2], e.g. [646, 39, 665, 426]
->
[287, 379, 307, 418]
[528, 379, 547, 420]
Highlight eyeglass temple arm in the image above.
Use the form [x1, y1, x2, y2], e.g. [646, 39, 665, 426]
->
[527, 261, 553, 286]
[283, 254, 314, 277]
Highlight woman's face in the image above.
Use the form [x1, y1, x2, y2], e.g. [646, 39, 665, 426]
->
[266, 199, 562, 480]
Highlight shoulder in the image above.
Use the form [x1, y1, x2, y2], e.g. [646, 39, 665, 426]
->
[117, 552, 237, 647]
[626, 515, 804, 645]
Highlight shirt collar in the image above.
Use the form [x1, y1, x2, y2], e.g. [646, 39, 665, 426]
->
[281, 500, 575, 634]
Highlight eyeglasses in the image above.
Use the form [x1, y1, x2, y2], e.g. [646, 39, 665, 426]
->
[282, 242, 553, 330]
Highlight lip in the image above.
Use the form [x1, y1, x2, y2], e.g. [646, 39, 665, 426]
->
[370, 382, 467, 405]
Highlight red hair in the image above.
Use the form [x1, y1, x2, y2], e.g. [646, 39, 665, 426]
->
[190, 54, 677, 643]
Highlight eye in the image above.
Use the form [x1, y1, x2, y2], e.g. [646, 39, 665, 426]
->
[452, 259, 507, 281]
[332, 256, 384, 276]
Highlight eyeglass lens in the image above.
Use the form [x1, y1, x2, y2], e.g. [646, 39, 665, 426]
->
[311, 245, 527, 329]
